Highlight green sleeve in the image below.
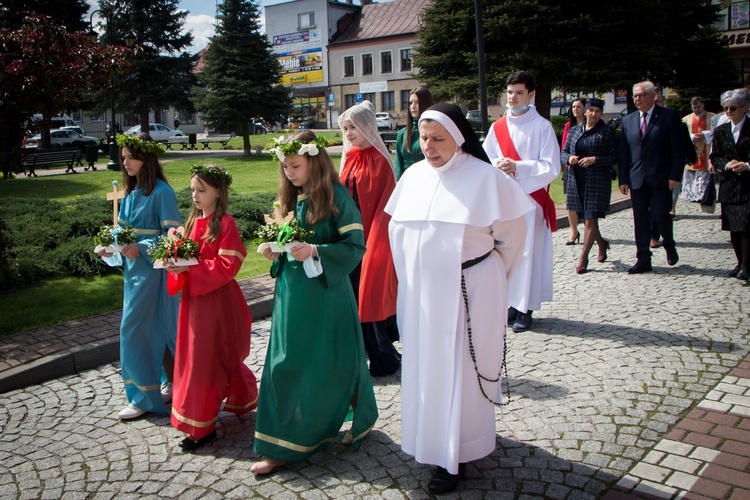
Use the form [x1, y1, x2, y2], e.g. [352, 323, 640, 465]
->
[315, 185, 366, 289]
[394, 128, 407, 180]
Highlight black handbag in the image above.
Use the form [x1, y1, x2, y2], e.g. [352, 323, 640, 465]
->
[701, 173, 716, 206]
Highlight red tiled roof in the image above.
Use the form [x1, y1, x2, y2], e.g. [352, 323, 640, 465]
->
[331, 0, 430, 45]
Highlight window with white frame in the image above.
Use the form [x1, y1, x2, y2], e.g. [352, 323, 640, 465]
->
[400, 48, 412, 72]
[362, 53, 373, 76]
[88, 113, 106, 122]
[298, 12, 315, 29]
[382, 91, 395, 111]
[344, 56, 354, 78]
[400, 89, 411, 111]
[71, 110, 83, 122]
[380, 51, 393, 74]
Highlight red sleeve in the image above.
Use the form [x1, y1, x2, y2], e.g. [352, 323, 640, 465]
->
[347, 149, 396, 239]
[187, 215, 247, 297]
[167, 271, 187, 296]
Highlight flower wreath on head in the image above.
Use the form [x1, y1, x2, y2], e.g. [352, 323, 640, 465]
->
[190, 164, 233, 186]
[266, 135, 329, 162]
[116, 134, 166, 157]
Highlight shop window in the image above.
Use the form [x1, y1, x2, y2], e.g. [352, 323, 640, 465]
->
[382, 91, 395, 111]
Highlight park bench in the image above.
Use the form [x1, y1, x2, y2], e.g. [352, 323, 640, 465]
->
[197, 133, 234, 150]
[23, 147, 83, 176]
[380, 131, 398, 152]
[165, 135, 194, 150]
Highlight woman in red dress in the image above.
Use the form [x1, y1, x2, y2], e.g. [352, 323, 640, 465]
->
[339, 101, 400, 376]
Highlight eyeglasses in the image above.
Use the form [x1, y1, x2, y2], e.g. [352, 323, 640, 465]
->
[724, 106, 739, 112]
[633, 93, 652, 99]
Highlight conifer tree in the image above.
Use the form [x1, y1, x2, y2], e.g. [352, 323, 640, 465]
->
[414, 0, 734, 118]
[94, 0, 198, 131]
[192, 0, 291, 155]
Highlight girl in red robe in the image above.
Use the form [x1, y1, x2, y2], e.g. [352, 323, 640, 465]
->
[339, 101, 401, 376]
[166, 164, 259, 452]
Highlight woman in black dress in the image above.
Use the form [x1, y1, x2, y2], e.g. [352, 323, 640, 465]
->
[560, 98, 617, 274]
[709, 88, 750, 282]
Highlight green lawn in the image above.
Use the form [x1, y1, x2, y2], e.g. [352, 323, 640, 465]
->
[0, 136, 584, 337]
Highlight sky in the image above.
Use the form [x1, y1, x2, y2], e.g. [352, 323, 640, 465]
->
[86, 0, 290, 55]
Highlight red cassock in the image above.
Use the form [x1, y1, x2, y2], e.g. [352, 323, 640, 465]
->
[168, 214, 258, 439]
[340, 147, 398, 322]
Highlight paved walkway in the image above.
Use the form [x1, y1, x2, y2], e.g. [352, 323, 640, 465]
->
[2, 194, 750, 498]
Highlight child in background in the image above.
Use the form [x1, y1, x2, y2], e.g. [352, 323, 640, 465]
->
[165, 164, 258, 452]
[339, 101, 401, 377]
[252, 130, 378, 474]
[98, 133, 181, 420]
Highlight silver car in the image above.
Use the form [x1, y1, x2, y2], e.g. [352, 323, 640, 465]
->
[125, 123, 184, 142]
[25, 129, 100, 148]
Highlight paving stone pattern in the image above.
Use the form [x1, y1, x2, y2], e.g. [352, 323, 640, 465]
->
[1, 201, 750, 498]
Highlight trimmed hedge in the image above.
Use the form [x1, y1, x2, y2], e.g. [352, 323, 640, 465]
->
[0, 191, 275, 291]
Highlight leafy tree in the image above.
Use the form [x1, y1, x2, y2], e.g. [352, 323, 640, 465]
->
[192, 0, 291, 155]
[413, 0, 734, 118]
[0, 14, 127, 173]
[92, 0, 198, 132]
[0, 0, 88, 31]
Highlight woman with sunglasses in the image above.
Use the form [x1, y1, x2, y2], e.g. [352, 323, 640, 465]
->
[709, 88, 750, 282]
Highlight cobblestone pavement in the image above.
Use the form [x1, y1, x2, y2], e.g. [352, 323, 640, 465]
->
[2, 200, 750, 499]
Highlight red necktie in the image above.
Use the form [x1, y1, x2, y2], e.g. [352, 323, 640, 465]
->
[641, 112, 648, 137]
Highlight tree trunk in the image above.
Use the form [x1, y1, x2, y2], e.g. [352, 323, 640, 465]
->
[241, 122, 252, 156]
[535, 83, 551, 121]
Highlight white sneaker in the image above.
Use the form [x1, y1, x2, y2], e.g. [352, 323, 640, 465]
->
[160, 382, 173, 403]
[118, 404, 146, 420]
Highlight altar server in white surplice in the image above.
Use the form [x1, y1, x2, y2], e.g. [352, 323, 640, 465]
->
[385, 103, 533, 494]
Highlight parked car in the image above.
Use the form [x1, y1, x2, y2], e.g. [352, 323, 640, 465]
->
[25, 129, 100, 149]
[59, 125, 85, 136]
[608, 108, 628, 129]
[124, 123, 184, 142]
[466, 110, 493, 131]
[252, 121, 268, 135]
[376, 112, 397, 130]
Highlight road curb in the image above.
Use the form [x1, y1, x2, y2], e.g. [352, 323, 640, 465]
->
[0, 295, 274, 394]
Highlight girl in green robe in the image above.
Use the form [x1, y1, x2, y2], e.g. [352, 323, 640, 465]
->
[251, 130, 378, 475]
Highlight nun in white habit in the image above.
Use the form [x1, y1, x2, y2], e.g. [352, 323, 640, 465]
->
[384, 103, 534, 493]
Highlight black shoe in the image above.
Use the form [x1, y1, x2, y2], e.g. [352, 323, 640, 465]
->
[428, 463, 466, 494]
[178, 430, 217, 452]
[627, 260, 652, 274]
[512, 311, 533, 332]
[729, 265, 741, 277]
[566, 232, 580, 245]
[665, 247, 679, 266]
[507, 306, 519, 323]
[737, 271, 750, 281]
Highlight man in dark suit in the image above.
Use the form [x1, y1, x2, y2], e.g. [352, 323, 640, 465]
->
[619, 81, 685, 274]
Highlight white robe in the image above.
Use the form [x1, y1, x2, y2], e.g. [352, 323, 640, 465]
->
[483, 106, 561, 312]
[385, 151, 533, 474]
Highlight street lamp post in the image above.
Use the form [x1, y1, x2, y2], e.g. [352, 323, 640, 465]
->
[87, 7, 135, 171]
[474, 0, 488, 135]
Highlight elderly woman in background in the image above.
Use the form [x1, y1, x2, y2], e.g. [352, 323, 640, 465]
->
[560, 97, 617, 274]
[385, 103, 533, 493]
[709, 88, 750, 282]
[561, 98, 587, 245]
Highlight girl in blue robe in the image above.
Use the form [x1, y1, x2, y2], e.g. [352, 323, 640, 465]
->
[106, 133, 182, 420]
